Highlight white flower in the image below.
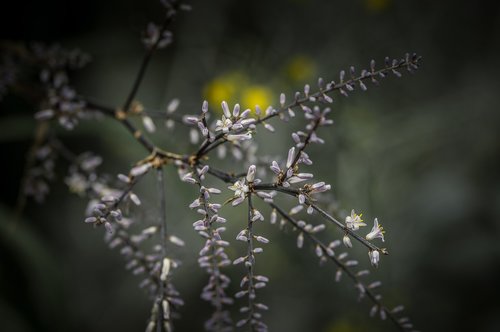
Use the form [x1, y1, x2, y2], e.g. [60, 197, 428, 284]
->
[365, 218, 385, 242]
[345, 209, 366, 230]
[228, 180, 249, 206]
[368, 250, 380, 268]
[215, 115, 233, 133]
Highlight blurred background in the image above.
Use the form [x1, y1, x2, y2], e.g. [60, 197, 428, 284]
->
[1, 0, 500, 331]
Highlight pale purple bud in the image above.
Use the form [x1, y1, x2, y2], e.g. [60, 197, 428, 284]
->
[233, 103, 240, 117]
[286, 147, 295, 168]
[343, 234, 353, 248]
[233, 256, 246, 265]
[298, 194, 306, 204]
[34, 109, 55, 120]
[227, 132, 252, 142]
[289, 205, 303, 215]
[315, 245, 323, 257]
[199, 165, 209, 176]
[183, 115, 199, 125]
[255, 105, 261, 116]
[142, 116, 156, 133]
[221, 101, 231, 118]
[297, 232, 304, 248]
[240, 118, 255, 126]
[130, 163, 151, 177]
[312, 224, 325, 233]
[169, 235, 185, 247]
[335, 270, 342, 282]
[104, 221, 113, 234]
[201, 100, 208, 113]
[129, 193, 141, 205]
[246, 165, 256, 182]
[240, 108, 251, 119]
[264, 123, 275, 132]
[279, 93, 286, 107]
[392, 305, 405, 314]
[117, 174, 130, 183]
[340, 70, 345, 83]
[167, 98, 180, 113]
[304, 84, 310, 96]
[255, 236, 269, 244]
[270, 161, 281, 174]
[190, 128, 199, 144]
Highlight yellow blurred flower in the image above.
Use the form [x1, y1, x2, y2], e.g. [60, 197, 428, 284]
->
[285, 55, 316, 83]
[241, 85, 274, 112]
[203, 72, 274, 116]
[365, 0, 391, 13]
[203, 72, 246, 107]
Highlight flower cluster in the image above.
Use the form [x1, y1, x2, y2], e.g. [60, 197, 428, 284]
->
[231, 166, 270, 331]
[182, 163, 234, 330]
[31, 44, 93, 130]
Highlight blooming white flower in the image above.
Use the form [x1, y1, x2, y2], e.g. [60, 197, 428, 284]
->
[215, 115, 233, 133]
[345, 209, 366, 230]
[365, 218, 385, 242]
[228, 180, 249, 206]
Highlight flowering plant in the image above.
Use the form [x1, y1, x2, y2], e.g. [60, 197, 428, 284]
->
[8, 1, 422, 331]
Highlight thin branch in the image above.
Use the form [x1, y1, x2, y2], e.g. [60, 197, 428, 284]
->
[156, 167, 168, 332]
[245, 194, 256, 328]
[157, 168, 168, 257]
[253, 183, 387, 254]
[123, 13, 176, 112]
[270, 202, 407, 332]
[195, 54, 421, 159]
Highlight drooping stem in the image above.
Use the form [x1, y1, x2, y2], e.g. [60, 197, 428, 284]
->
[191, 166, 233, 331]
[156, 167, 168, 332]
[157, 167, 168, 257]
[246, 194, 256, 329]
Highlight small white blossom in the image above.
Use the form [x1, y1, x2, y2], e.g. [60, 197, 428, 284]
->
[215, 115, 233, 133]
[345, 209, 366, 230]
[366, 218, 385, 242]
[228, 180, 249, 206]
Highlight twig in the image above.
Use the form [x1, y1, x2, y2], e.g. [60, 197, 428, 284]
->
[269, 202, 406, 331]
